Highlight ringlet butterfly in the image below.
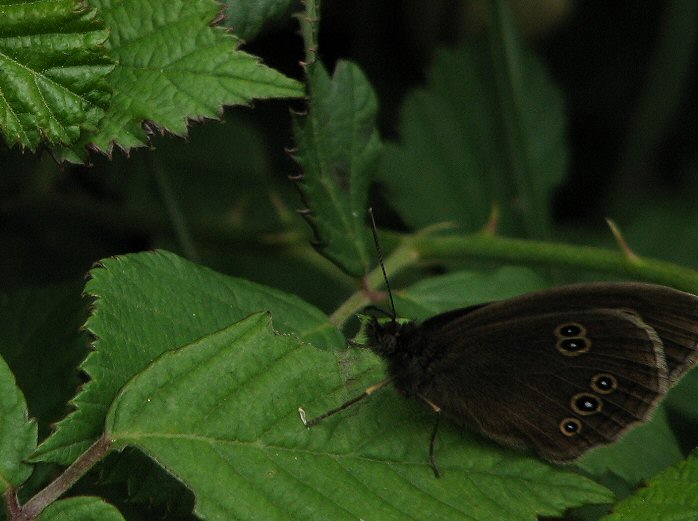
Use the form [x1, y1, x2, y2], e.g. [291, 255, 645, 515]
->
[299, 217, 698, 477]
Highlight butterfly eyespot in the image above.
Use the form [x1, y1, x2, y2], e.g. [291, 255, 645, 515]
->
[556, 337, 591, 356]
[571, 393, 602, 415]
[591, 373, 618, 394]
[560, 418, 582, 437]
[555, 323, 586, 338]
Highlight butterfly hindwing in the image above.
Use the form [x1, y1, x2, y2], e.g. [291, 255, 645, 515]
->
[405, 308, 667, 461]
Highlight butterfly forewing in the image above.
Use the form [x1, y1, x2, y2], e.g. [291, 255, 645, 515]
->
[432, 282, 698, 385]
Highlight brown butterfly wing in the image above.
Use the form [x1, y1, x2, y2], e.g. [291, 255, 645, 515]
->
[432, 282, 698, 385]
[418, 308, 667, 462]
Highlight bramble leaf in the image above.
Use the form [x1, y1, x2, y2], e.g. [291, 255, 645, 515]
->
[33, 250, 342, 464]
[292, 61, 381, 276]
[600, 451, 698, 521]
[379, 41, 565, 237]
[107, 312, 612, 521]
[0, 353, 36, 492]
[62, 0, 304, 160]
[36, 496, 125, 521]
[0, 0, 113, 151]
[223, 0, 296, 41]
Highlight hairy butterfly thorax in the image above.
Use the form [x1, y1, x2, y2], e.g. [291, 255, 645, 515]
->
[364, 318, 428, 393]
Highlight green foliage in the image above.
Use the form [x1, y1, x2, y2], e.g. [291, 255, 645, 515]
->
[292, 60, 381, 276]
[36, 497, 125, 521]
[78, 0, 303, 158]
[600, 451, 698, 521]
[379, 41, 565, 237]
[578, 406, 684, 485]
[0, 354, 36, 492]
[2, 0, 698, 520]
[0, 283, 89, 440]
[106, 311, 610, 521]
[223, 0, 297, 40]
[0, 0, 302, 160]
[33, 250, 342, 465]
[392, 266, 549, 318]
[0, 0, 113, 151]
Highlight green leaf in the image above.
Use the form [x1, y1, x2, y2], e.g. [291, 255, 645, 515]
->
[33, 250, 342, 465]
[292, 60, 382, 276]
[0, 282, 89, 440]
[379, 39, 565, 236]
[393, 266, 548, 318]
[0, 0, 113, 151]
[36, 496, 125, 521]
[577, 406, 683, 485]
[485, 0, 558, 238]
[0, 353, 37, 492]
[600, 451, 698, 521]
[67, 0, 304, 159]
[666, 369, 698, 424]
[223, 0, 296, 41]
[107, 312, 611, 521]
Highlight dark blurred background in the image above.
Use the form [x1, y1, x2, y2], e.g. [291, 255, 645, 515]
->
[1, 0, 696, 310]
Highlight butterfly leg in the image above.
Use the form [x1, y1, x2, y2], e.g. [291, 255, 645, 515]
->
[419, 395, 442, 478]
[299, 377, 393, 427]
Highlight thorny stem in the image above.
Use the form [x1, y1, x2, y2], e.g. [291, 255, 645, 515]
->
[298, 0, 320, 67]
[4, 489, 21, 518]
[10, 435, 112, 521]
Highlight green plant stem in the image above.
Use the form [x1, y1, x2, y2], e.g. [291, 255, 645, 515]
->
[14, 436, 112, 521]
[331, 231, 698, 326]
[329, 241, 418, 326]
[299, 0, 320, 66]
[414, 234, 698, 292]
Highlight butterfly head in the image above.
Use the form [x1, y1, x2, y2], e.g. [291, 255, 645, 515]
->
[354, 314, 416, 358]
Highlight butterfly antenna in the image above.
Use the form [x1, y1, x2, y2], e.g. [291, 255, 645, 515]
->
[368, 208, 397, 322]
